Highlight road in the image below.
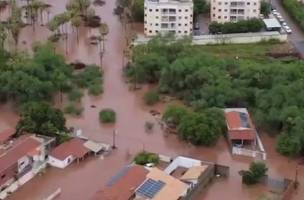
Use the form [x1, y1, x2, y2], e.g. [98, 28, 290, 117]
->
[271, 0, 304, 57]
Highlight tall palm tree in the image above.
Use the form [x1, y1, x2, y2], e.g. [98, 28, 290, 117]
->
[8, 0, 23, 51]
[99, 22, 108, 52]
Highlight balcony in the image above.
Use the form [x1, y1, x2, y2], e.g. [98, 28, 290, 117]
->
[230, 2, 245, 7]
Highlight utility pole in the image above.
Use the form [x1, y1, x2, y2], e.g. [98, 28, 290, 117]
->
[294, 163, 299, 189]
[112, 129, 117, 149]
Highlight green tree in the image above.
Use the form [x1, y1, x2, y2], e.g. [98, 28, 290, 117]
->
[131, 0, 144, 22]
[99, 108, 116, 123]
[134, 151, 159, 165]
[193, 0, 209, 16]
[17, 101, 67, 137]
[243, 162, 268, 185]
[144, 90, 160, 105]
[260, 1, 271, 17]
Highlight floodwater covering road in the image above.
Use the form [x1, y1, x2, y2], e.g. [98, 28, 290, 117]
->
[0, 0, 303, 200]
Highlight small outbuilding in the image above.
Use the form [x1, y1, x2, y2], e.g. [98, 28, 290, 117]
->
[263, 18, 281, 31]
[48, 138, 90, 169]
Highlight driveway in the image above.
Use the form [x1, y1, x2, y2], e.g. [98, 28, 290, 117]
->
[271, 0, 304, 57]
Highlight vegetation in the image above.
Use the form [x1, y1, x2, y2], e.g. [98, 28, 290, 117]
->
[209, 18, 263, 34]
[260, 1, 271, 18]
[99, 108, 116, 123]
[64, 103, 83, 116]
[68, 87, 83, 101]
[131, 0, 144, 22]
[163, 105, 225, 145]
[17, 101, 67, 138]
[127, 37, 304, 156]
[134, 151, 160, 165]
[144, 90, 160, 105]
[193, 0, 209, 16]
[242, 162, 268, 185]
[282, 0, 304, 31]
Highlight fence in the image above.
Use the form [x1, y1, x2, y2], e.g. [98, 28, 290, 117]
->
[134, 31, 288, 46]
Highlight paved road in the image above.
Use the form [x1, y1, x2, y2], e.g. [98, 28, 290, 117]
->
[271, 0, 304, 57]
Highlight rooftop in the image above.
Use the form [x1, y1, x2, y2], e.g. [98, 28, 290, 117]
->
[50, 138, 90, 161]
[91, 165, 149, 200]
[138, 168, 188, 200]
[0, 128, 15, 144]
[180, 165, 208, 181]
[0, 135, 41, 174]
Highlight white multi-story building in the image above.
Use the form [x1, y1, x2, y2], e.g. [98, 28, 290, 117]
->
[210, 0, 261, 23]
[144, 0, 193, 36]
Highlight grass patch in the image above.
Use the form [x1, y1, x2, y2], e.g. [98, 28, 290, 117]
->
[99, 108, 116, 123]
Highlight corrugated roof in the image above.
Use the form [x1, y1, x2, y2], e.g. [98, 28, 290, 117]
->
[0, 128, 15, 144]
[142, 168, 188, 200]
[0, 135, 41, 174]
[180, 165, 208, 181]
[91, 165, 149, 200]
[83, 140, 103, 153]
[50, 138, 90, 161]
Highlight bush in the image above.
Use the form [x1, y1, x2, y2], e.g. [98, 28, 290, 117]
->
[162, 105, 188, 125]
[144, 90, 160, 105]
[64, 104, 83, 116]
[74, 65, 103, 88]
[131, 0, 144, 22]
[282, 0, 304, 31]
[99, 108, 116, 123]
[68, 87, 83, 102]
[276, 134, 301, 157]
[209, 18, 263, 34]
[243, 162, 268, 185]
[88, 82, 103, 96]
[134, 151, 160, 165]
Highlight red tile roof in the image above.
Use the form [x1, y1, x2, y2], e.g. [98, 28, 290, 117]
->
[50, 138, 90, 161]
[0, 128, 15, 144]
[91, 165, 149, 200]
[0, 135, 41, 174]
[225, 111, 243, 130]
[228, 130, 256, 140]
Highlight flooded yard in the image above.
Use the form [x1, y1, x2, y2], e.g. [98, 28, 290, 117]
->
[0, 0, 302, 200]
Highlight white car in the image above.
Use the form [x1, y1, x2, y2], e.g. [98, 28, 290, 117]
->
[282, 22, 287, 26]
[283, 25, 292, 34]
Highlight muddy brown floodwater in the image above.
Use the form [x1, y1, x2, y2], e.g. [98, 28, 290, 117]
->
[1, 0, 303, 200]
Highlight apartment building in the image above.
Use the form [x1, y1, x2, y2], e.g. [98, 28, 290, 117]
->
[144, 0, 193, 36]
[211, 0, 261, 23]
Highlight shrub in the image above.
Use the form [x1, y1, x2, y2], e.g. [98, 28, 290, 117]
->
[242, 162, 268, 185]
[144, 90, 160, 105]
[64, 104, 83, 116]
[68, 87, 83, 102]
[209, 18, 263, 34]
[276, 134, 301, 157]
[88, 82, 103, 96]
[162, 105, 188, 125]
[99, 108, 116, 123]
[134, 151, 160, 165]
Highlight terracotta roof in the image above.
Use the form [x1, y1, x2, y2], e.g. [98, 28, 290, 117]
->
[50, 138, 90, 161]
[0, 135, 41, 174]
[142, 168, 188, 200]
[225, 111, 243, 130]
[180, 165, 208, 181]
[91, 165, 149, 200]
[228, 130, 256, 140]
[0, 128, 15, 144]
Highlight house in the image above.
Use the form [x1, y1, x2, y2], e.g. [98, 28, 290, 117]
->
[210, 0, 261, 23]
[0, 128, 15, 145]
[224, 108, 266, 159]
[91, 165, 149, 200]
[0, 134, 50, 199]
[144, 0, 193, 37]
[48, 138, 91, 169]
[135, 167, 188, 200]
[263, 18, 281, 31]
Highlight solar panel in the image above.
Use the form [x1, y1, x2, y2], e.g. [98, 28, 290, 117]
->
[136, 178, 166, 199]
[106, 165, 131, 186]
[239, 112, 250, 128]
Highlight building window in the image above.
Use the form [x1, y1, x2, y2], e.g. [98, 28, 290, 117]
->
[145, 14, 147, 17]
[247, 2, 250, 5]
[149, 30, 152, 33]
[218, 9, 222, 12]
[253, 9, 256, 12]
[156, 16, 159, 19]
[144, 21, 147, 24]
[185, 16, 188, 19]
[149, 9, 152, 12]
[144, 7, 147, 10]
[213, 14, 216, 17]
[185, 23, 188, 26]
[254, 2, 256, 5]
[218, 16, 221, 19]
[156, 30, 159, 33]
[155, 23, 159, 26]
[213, 7, 216, 10]
[185, 9, 188, 12]
[178, 23, 181, 26]
[224, 16, 227, 19]
[156, 9, 159, 12]
[225, 2, 228, 5]
[179, 16, 182, 19]
[224, 9, 227, 12]
[178, 31, 181, 33]
[218, 2, 222, 5]
[184, 31, 188, 34]
[144, 28, 147, 30]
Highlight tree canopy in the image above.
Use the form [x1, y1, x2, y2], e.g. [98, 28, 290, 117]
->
[128, 37, 304, 156]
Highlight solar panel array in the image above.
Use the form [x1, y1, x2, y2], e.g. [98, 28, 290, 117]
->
[136, 178, 166, 199]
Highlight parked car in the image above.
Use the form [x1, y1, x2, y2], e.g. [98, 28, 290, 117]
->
[285, 27, 292, 34]
[281, 22, 287, 26]
[194, 22, 199, 30]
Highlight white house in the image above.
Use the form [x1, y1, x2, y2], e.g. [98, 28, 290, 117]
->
[48, 138, 90, 169]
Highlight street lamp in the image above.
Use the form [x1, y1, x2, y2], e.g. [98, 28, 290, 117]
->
[112, 129, 117, 149]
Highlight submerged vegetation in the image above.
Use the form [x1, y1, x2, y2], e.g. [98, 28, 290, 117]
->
[127, 37, 304, 156]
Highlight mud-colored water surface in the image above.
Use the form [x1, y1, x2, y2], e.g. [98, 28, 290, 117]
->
[0, 0, 302, 200]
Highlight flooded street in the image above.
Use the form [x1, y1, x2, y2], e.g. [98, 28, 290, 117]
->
[0, 0, 303, 199]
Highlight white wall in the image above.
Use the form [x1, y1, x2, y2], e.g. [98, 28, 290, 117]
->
[48, 155, 74, 169]
[164, 156, 201, 175]
[18, 156, 31, 173]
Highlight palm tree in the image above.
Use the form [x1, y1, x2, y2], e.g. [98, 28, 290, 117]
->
[99, 22, 108, 52]
[8, 0, 23, 51]
[66, 0, 90, 17]
[71, 15, 81, 43]
[22, 0, 49, 31]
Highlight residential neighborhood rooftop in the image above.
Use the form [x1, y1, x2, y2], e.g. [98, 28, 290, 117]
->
[0, 135, 41, 174]
[91, 165, 149, 200]
[180, 165, 208, 181]
[50, 138, 90, 161]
